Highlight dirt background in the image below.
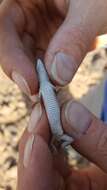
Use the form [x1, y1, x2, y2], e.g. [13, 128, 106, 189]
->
[0, 47, 107, 190]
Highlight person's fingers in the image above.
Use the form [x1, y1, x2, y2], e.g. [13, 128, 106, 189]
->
[18, 106, 63, 190]
[83, 165, 107, 189]
[18, 133, 60, 190]
[66, 165, 107, 190]
[27, 104, 50, 143]
[45, 0, 107, 86]
[27, 101, 71, 177]
[61, 100, 107, 172]
[0, 0, 38, 103]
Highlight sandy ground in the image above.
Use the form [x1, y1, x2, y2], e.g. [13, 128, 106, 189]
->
[0, 48, 107, 189]
[69, 48, 107, 116]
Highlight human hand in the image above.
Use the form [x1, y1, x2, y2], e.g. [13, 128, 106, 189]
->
[18, 98, 107, 190]
[0, 0, 107, 101]
[0, 0, 67, 102]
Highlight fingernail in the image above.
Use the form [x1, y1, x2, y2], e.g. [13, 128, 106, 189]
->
[64, 101, 92, 138]
[12, 71, 31, 95]
[57, 86, 72, 106]
[29, 94, 40, 104]
[12, 71, 39, 103]
[23, 134, 34, 168]
[51, 52, 76, 85]
[28, 103, 42, 132]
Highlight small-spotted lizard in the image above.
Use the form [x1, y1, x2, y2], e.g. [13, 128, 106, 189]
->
[36, 59, 73, 148]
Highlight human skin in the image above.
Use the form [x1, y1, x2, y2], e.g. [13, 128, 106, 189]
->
[0, 0, 107, 189]
[0, 0, 107, 95]
[18, 103, 107, 190]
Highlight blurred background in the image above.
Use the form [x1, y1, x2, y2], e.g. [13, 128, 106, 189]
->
[0, 9, 107, 189]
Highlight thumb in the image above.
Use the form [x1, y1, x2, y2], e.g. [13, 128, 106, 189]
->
[45, 2, 99, 86]
[18, 134, 55, 190]
[18, 107, 60, 190]
[61, 100, 107, 172]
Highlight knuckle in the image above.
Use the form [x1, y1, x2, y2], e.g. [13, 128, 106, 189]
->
[70, 25, 93, 58]
[70, 28, 89, 60]
[97, 129, 107, 149]
[96, 126, 107, 157]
